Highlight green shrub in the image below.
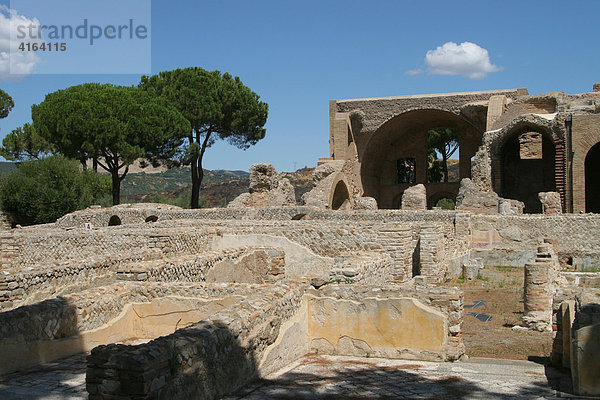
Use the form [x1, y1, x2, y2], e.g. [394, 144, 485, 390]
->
[0, 156, 111, 225]
[436, 198, 455, 210]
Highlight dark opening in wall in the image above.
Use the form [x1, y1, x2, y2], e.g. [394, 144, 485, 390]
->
[412, 238, 421, 277]
[397, 158, 416, 184]
[145, 215, 158, 223]
[331, 181, 351, 210]
[108, 215, 121, 226]
[291, 213, 310, 220]
[500, 131, 555, 213]
[585, 142, 600, 213]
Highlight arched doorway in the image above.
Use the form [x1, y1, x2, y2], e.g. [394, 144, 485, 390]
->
[360, 109, 482, 209]
[499, 130, 555, 213]
[108, 215, 121, 226]
[585, 142, 600, 213]
[331, 180, 351, 210]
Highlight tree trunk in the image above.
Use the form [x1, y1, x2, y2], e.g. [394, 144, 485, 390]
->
[190, 155, 200, 209]
[441, 149, 449, 183]
[111, 169, 120, 205]
[190, 129, 212, 209]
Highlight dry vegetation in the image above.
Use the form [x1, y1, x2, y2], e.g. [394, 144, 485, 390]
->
[442, 265, 553, 360]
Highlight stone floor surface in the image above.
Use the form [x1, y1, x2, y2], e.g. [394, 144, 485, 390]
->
[0, 354, 86, 400]
[0, 353, 585, 399]
[227, 354, 583, 400]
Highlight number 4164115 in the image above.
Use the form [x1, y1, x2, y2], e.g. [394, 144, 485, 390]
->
[18, 42, 66, 51]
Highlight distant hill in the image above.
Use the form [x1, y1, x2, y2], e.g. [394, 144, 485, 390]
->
[120, 167, 249, 195]
[121, 166, 315, 208]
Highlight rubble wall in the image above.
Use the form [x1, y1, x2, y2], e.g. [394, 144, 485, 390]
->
[470, 214, 600, 267]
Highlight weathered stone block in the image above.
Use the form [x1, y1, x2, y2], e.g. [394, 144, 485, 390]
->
[353, 197, 377, 210]
[538, 192, 562, 215]
[401, 184, 426, 210]
[249, 163, 279, 193]
[572, 322, 600, 396]
[519, 131, 543, 159]
[462, 259, 480, 280]
[456, 178, 499, 214]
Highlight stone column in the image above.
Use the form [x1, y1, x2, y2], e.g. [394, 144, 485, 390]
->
[523, 243, 555, 331]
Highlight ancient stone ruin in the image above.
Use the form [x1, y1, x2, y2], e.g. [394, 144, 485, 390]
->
[1, 83, 600, 398]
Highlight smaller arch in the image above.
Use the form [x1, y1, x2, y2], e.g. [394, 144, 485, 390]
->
[331, 180, 351, 210]
[145, 215, 158, 223]
[108, 215, 121, 226]
[427, 191, 457, 209]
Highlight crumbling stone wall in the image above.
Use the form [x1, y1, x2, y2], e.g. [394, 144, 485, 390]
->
[0, 247, 284, 311]
[228, 163, 295, 207]
[0, 281, 257, 374]
[552, 288, 600, 396]
[3, 206, 473, 286]
[86, 281, 307, 400]
[470, 214, 600, 268]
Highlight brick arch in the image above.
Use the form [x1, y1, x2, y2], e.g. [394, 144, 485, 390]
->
[486, 115, 565, 211]
[572, 116, 600, 212]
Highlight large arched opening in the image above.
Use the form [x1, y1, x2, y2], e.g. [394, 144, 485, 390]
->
[585, 142, 600, 213]
[360, 109, 482, 209]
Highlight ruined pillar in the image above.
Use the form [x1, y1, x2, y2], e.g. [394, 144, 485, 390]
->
[418, 224, 444, 283]
[523, 243, 555, 331]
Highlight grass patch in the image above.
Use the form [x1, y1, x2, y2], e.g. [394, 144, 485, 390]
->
[493, 265, 520, 272]
[580, 264, 600, 273]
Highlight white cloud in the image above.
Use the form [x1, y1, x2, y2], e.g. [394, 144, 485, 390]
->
[405, 69, 423, 76]
[0, 5, 41, 82]
[424, 41, 500, 80]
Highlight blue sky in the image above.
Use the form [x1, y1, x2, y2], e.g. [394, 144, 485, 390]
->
[1, 0, 599, 172]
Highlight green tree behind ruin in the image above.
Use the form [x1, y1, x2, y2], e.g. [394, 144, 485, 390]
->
[0, 155, 111, 225]
[32, 84, 191, 205]
[426, 128, 459, 183]
[0, 89, 14, 120]
[139, 67, 268, 208]
[0, 123, 54, 161]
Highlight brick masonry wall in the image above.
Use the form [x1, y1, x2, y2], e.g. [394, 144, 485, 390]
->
[572, 114, 600, 212]
[0, 247, 282, 311]
[335, 89, 523, 134]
